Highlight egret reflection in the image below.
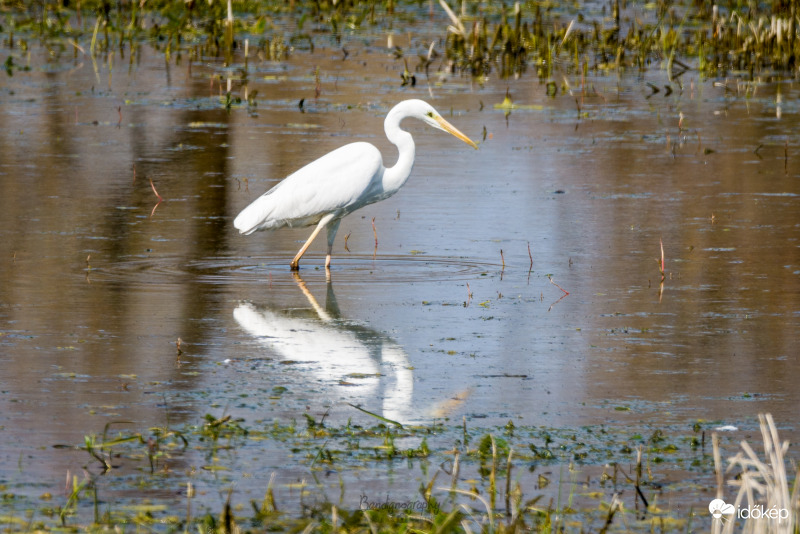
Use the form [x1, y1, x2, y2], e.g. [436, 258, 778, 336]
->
[233, 274, 414, 423]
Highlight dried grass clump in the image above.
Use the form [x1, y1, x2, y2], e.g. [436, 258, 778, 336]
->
[714, 413, 800, 534]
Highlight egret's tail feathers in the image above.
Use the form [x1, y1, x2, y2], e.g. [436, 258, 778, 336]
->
[233, 205, 270, 235]
[233, 215, 255, 235]
[234, 182, 288, 234]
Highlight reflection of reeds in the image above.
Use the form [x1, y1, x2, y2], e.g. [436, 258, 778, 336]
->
[714, 414, 799, 534]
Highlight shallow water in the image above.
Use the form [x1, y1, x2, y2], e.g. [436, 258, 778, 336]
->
[1, 36, 799, 522]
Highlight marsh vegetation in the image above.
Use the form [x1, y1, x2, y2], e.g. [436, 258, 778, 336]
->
[6, 0, 800, 77]
[2, 0, 800, 532]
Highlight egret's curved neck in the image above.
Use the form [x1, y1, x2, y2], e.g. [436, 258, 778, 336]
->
[383, 106, 416, 195]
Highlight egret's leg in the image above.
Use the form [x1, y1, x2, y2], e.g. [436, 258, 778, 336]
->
[325, 219, 341, 270]
[291, 272, 333, 321]
[290, 213, 336, 270]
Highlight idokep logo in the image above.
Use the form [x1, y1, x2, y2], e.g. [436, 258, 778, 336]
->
[709, 499, 735, 522]
[709, 498, 790, 523]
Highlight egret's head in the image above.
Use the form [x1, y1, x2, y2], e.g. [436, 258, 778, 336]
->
[421, 104, 479, 150]
[391, 99, 479, 150]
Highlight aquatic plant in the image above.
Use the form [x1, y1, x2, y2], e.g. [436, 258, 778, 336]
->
[0, 408, 750, 533]
[5, 0, 800, 78]
[434, 0, 800, 78]
[715, 413, 800, 534]
[1, 0, 291, 63]
[1, 412, 796, 532]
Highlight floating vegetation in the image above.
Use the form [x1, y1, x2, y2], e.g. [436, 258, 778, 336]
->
[436, 0, 800, 78]
[0, 412, 796, 532]
[1, 0, 292, 63]
[4, 0, 800, 78]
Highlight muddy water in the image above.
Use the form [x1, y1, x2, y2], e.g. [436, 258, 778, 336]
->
[1, 37, 799, 519]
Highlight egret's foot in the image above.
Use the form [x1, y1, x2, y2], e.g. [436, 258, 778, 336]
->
[290, 261, 300, 271]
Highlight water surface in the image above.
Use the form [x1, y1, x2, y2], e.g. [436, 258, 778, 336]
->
[1, 37, 799, 522]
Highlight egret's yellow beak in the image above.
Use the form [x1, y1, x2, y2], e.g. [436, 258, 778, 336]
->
[435, 115, 479, 149]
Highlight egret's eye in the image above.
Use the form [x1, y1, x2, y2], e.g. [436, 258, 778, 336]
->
[426, 111, 434, 118]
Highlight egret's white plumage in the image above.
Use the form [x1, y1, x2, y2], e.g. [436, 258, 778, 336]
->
[233, 276, 415, 422]
[233, 99, 478, 270]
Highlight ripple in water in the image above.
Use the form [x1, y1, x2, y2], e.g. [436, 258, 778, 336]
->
[89, 254, 500, 287]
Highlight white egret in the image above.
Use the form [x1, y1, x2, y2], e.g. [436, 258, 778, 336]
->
[233, 274, 414, 422]
[233, 99, 478, 270]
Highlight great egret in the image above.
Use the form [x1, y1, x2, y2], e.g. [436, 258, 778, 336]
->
[233, 274, 414, 422]
[233, 99, 478, 270]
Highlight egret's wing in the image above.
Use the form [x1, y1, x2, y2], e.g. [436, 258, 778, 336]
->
[233, 302, 379, 375]
[234, 142, 384, 234]
[234, 302, 412, 422]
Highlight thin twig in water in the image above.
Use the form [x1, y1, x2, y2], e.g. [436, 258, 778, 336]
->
[548, 293, 568, 312]
[68, 39, 86, 55]
[527, 242, 533, 271]
[597, 495, 621, 534]
[547, 276, 569, 311]
[149, 178, 164, 217]
[150, 178, 163, 202]
[505, 449, 513, 516]
[549, 276, 569, 295]
[451, 450, 460, 490]
[616, 462, 649, 510]
[346, 403, 402, 428]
